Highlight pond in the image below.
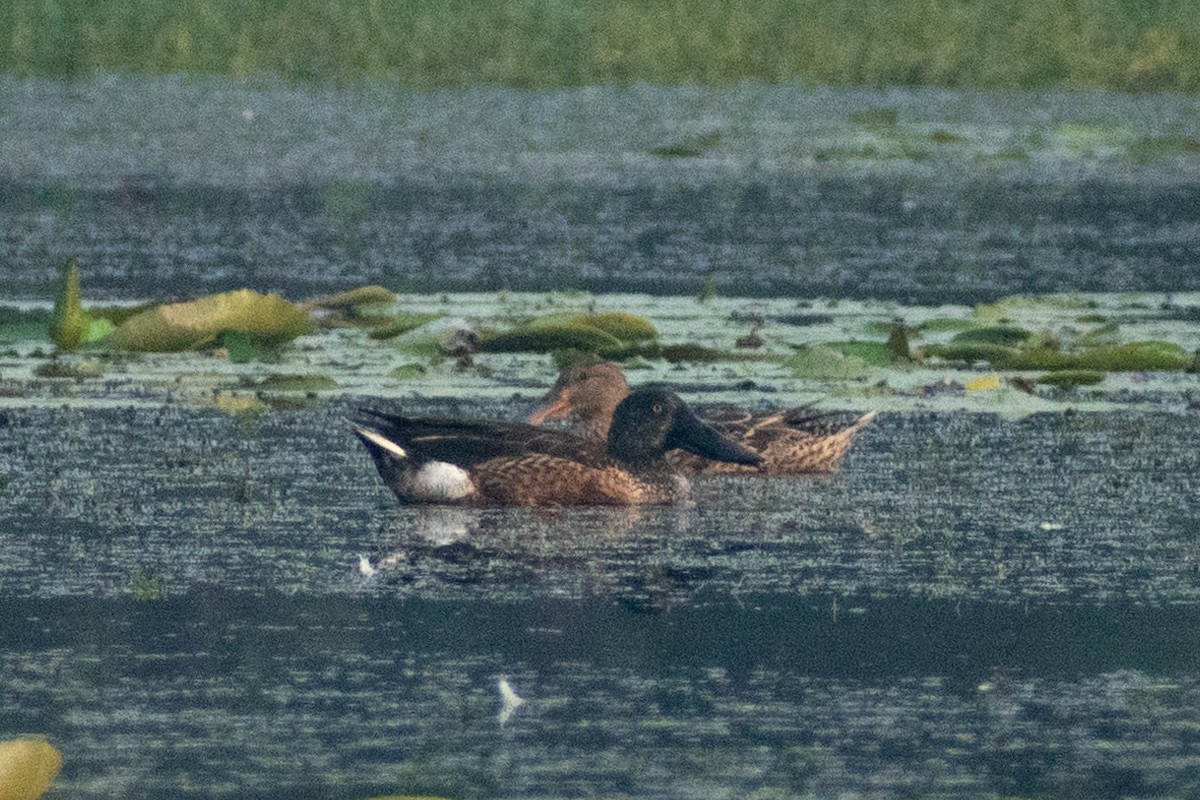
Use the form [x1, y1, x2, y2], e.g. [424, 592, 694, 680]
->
[2, 76, 1200, 799]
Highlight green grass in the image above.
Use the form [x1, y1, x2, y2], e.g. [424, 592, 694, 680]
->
[1, 0, 1198, 91]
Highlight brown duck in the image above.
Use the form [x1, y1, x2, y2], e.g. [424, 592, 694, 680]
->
[355, 387, 761, 506]
[529, 360, 875, 475]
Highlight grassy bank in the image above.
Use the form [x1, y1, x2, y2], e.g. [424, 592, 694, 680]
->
[2, 0, 1198, 91]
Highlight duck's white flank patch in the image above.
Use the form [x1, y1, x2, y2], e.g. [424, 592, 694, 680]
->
[413, 461, 475, 499]
[357, 428, 408, 459]
[498, 677, 525, 726]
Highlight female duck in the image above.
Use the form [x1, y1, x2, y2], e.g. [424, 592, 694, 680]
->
[529, 359, 875, 475]
[355, 387, 760, 506]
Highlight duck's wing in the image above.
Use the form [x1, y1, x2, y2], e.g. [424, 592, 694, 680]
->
[355, 409, 605, 468]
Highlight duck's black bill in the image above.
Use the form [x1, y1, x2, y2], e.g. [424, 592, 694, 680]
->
[667, 405, 762, 466]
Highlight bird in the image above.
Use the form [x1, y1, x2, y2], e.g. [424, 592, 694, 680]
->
[353, 386, 761, 506]
[529, 358, 875, 475]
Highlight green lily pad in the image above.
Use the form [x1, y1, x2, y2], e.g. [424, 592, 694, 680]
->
[950, 326, 1034, 347]
[786, 344, 871, 379]
[1037, 370, 1106, 389]
[998, 341, 1190, 371]
[916, 317, 976, 333]
[479, 322, 623, 353]
[923, 343, 1020, 365]
[305, 285, 397, 310]
[823, 340, 894, 366]
[109, 289, 313, 352]
[390, 363, 428, 380]
[369, 312, 444, 340]
[246, 374, 338, 392]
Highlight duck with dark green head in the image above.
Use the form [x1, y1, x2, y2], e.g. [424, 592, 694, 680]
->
[354, 387, 760, 506]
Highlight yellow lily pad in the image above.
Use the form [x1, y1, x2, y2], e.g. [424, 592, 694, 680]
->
[305, 285, 397, 310]
[965, 373, 1002, 392]
[0, 737, 62, 800]
[109, 289, 313, 352]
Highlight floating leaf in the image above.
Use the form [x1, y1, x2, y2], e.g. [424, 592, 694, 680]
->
[479, 323, 622, 354]
[109, 290, 313, 352]
[998, 341, 1190, 371]
[824, 340, 894, 366]
[950, 326, 1034, 347]
[390, 363, 428, 380]
[305, 285, 397, 310]
[247, 374, 338, 392]
[369, 312, 443, 340]
[786, 345, 871, 379]
[923, 343, 1019, 365]
[0, 737, 62, 800]
[208, 393, 269, 415]
[568, 312, 657, 343]
[1037, 370, 1105, 389]
[49, 258, 85, 352]
[965, 373, 1002, 392]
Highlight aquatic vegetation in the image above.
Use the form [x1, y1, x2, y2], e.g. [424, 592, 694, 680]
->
[33, 360, 104, 379]
[786, 345, 872, 379]
[368, 312, 444, 341]
[244, 374, 338, 392]
[997, 341, 1191, 372]
[0, 737, 62, 800]
[48, 258, 85, 351]
[1037, 369, 1105, 390]
[479, 311, 656, 354]
[108, 289, 313, 352]
[965, 373, 1002, 392]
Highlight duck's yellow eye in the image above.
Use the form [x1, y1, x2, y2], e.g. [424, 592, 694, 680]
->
[652, 403, 663, 414]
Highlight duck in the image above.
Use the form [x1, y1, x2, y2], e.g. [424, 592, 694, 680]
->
[528, 359, 876, 475]
[354, 387, 761, 506]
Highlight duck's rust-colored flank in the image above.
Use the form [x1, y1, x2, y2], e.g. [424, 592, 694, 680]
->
[529, 358, 875, 475]
[355, 387, 760, 507]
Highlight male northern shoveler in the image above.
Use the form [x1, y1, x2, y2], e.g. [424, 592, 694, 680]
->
[529, 359, 876, 475]
[354, 387, 761, 506]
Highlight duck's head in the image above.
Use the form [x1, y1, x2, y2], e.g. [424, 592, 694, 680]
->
[529, 359, 629, 437]
[606, 387, 762, 467]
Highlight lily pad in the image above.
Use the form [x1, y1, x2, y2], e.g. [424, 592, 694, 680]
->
[823, 340, 894, 366]
[109, 290, 313, 352]
[0, 737, 62, 800]
[950, 326, 1034, 347]
[246, 374, 338, 392]
[479, 323, 623, 354]
[965, 373, 1002, 392]
[998, 341, 1190, 371]
[369, 312, 444, 341]
[923, 343, 1019, 365]
[786, 344, 872, 379]
[1037, 370, 1106, 389]
[305, 285, 397, 310]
